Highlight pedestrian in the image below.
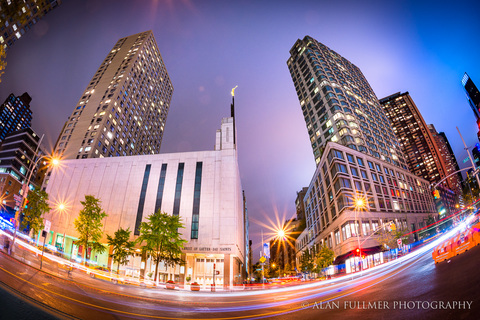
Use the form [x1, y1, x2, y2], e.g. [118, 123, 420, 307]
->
[67, 263, 73, 278]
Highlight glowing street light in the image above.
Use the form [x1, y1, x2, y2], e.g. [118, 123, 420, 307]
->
[9, 140, 61, 255]
[52, 201, 71, 258]
[354, 195, 367, 272]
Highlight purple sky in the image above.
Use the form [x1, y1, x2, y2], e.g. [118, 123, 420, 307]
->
[1, 0, 480, 255]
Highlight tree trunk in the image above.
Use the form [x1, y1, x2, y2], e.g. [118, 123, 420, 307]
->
[117, 261, 120, 275]
[154, 258, 160, 282]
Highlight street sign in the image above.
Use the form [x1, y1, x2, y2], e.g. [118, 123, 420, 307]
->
[397, 238, 402, 247]
[263, 242, 270, 259]
[463, 157, 470, 163]
[13, 194, 22, 207]
[259, 256, 266, 263]
[44, 220, 51, 233]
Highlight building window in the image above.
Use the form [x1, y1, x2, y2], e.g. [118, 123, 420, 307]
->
[362, 221, 371, 236]
[154, 164, 167, 213]
[360, 170, 368, 179]
[173, 163, 185, 216]
[134, 164, 151, 235]
[334, 229, 341, 245]
[341, 221, 359, 239]
[351, 167, 359, 177]
[357, 157, 365, 167]
[368, 161, 374, 170]
[191, 162, 203, 239]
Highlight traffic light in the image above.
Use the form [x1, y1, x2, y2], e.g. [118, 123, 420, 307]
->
[391, 223, 396, 231]
[356, 248, 360, 256]
[433, 189, 440, 200]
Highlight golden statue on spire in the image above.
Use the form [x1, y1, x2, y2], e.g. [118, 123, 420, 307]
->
[231, 85, 238, 97]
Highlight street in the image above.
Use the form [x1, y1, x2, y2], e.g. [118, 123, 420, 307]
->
[1, 234, 479, 319]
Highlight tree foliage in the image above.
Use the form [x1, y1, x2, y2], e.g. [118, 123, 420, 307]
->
[22, 188, 51, 240]
[314, 244, 335, 275]
[107, 227, 135, 274]
[136, 210, 187, 282]
[300, 249, 314, 273]
[0, 45, 5, 83]
[251, 262, 261, 282]
[74, 195, 108, 265]
[462, 183, 479, 205]
[284, 262, 292, 273]
[376, 228, 410, 251]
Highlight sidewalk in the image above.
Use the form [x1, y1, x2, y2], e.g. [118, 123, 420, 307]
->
[0, 232, 243, 293]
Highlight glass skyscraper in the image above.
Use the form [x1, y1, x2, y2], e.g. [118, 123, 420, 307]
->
[54, 31, 173, 160]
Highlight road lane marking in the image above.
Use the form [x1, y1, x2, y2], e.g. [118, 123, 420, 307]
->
[0, 252, 427, 320]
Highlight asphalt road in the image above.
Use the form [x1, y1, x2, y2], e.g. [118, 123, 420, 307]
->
[0, 238, 479, 320]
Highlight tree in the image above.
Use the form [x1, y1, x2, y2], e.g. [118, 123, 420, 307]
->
[136, 210, 187, 282]
[284, 262, 292, 274]
[252, 262, 263, 282]
[0, 45, 5, 83]
[376, 228, 410, 251]
[74, 195, 108, 265]
[300, 249, 314, 274]
[462, 183, 479, 205]
[314, 244, 335, 276]
[22, 188, 51, 241]
[107, 227, 135, 274]
[268, 263, 278, 278]
[421, 215, 436, 238]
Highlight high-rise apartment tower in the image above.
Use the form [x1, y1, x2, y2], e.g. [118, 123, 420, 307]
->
[288, 36, 435, 268]
[288, 37, 408, 168]
[0, 0, 62, 50]
[0, 92, 32, 142]
[54, 31, 173, 160]
[379, 92, 451, 187]
[428, 125, 463, 197]
[462, 73, 480, 141]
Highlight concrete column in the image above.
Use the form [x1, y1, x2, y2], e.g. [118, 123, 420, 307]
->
[179, 253, 186, 286]
[223, 253, 230, 288]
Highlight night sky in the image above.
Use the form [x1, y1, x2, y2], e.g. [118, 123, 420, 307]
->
[1, 0, 480, 256]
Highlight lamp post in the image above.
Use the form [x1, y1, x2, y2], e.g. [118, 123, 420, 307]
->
[278, 228, 286, 276]
[8, 134, 60, 255]
[354, 196, 366, 272]
[56, 202, 68, 256]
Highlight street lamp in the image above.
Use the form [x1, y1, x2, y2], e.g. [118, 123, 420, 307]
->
[8, 136, 61, 255]
[54, 201, 70, 256]
[274, 227, 288, 277]
[354, 195, 367, 272]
